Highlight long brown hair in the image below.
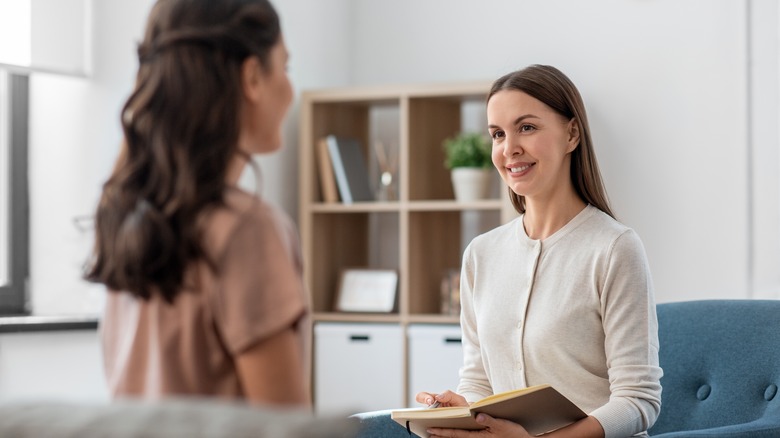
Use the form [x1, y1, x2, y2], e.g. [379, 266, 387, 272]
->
[85, 0, 281, 302]
[488, 65, 614, 219]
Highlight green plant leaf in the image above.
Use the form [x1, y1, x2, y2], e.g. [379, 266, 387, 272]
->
[443, 132, 492, 169]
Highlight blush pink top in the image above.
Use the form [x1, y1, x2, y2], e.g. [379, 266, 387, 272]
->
[101, 189, 310, 399]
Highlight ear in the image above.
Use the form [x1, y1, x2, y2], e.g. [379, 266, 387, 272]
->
[241, 56, 265, 103]
[566, 118, 580, 153]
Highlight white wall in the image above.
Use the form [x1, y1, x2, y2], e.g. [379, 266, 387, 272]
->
[8, 0, 157, 401]
[749, 0, 780, 299]
[28, 0, 154, 317]
[241, 0, 354, 223]
[29, 0, 354, 316]
[4, 0, 779, 401]
[28, 0, 779, 316]
[349, 0, 778, 303]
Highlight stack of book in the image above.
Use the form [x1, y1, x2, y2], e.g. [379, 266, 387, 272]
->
[317, 135, 374, 204]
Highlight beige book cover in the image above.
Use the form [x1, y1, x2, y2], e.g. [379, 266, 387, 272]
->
[317, 137, 339, 203]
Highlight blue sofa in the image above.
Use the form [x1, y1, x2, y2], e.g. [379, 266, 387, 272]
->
[353, 300, 780, 437]
[649, 299, 780, 437]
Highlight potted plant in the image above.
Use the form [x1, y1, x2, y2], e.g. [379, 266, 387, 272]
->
[443, 132, 493, 201]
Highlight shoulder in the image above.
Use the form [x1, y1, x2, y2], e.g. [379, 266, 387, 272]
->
[227, 190, 295, 238]
[576, 207, 649, 270]
[579, 206, 629, 235]
[202, 189, 299, 263]
[577, 206, 643, 249]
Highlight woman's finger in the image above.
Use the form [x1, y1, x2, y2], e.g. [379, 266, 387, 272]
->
[415, 391, 438, 405]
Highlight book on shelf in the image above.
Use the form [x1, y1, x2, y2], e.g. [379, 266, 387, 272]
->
[325, 135, 374, 204]
[316, 138, 339, 203]
[390, 384, 587, 438]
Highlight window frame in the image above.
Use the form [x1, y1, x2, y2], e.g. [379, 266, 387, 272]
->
[0, 71, 30, 316]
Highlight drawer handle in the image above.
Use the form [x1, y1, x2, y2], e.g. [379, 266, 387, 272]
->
[350, 335, 370, 342]
[445, 337, 462, 344]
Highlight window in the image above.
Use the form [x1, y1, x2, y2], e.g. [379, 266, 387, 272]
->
[0, 70, 30, 315]
[0, 0, 89, 77]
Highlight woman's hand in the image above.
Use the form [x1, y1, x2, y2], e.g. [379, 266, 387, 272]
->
[427, 413, 532, 437]
[415, 389, 469, 407]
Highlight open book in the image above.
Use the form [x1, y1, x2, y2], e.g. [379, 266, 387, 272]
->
[390, 384, 587, 437]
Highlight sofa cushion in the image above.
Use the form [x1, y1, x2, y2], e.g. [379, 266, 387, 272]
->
[0, 398, 361, 438]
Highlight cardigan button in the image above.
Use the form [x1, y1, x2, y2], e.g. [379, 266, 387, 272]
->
[765, 384, 778, 401]
[696, 384, 711, 401]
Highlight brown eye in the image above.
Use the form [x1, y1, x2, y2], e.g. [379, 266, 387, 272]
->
[520, 124, 535, 133]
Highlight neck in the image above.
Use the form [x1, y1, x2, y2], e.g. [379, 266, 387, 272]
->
[226, 153, 250, 186]
[523, 191, 587, 240]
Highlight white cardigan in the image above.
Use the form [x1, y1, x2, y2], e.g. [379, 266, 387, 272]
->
[457, 205, 662, 438]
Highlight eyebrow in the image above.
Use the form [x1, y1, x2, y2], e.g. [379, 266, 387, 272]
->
[488, 114, 540, 130]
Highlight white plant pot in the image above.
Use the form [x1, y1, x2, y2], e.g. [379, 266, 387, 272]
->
[450, 167, 492, 202]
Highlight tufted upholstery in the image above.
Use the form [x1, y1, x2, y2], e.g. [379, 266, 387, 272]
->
[352, 300, 780, 437]
[648, 299, 780, 437]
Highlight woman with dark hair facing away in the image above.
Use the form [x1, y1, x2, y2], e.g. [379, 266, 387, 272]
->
[416, 65, 662, 437]
[86, 0, 307, 405]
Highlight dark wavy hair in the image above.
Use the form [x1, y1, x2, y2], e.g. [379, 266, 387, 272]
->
[85, 0, 281, 302]
[488, 65, 614, 219]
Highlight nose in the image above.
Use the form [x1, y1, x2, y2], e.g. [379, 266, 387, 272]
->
[502, 133, 523, 158]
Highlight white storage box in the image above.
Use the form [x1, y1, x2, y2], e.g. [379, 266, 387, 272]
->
[407, 324, 463, 407]
[314, 322, 403, 415]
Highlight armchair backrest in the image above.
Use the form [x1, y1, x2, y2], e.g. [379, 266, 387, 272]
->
[649, 300, 780, 435]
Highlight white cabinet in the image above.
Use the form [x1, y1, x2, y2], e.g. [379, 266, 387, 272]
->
[407, 324, 463, 407]
[314, 322, 404, 415]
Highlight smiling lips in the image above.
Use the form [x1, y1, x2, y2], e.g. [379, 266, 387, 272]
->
[507, 163, 535, 176]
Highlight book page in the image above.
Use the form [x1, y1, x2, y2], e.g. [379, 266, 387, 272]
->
[470, 386, 586, 436]
[391, 406, 470, 420]
[471, 384, 550, 408]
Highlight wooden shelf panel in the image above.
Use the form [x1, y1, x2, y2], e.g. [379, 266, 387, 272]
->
[312, 313, 460, 326]
[406, 199, 502, 211]
[310, 202, 401, 213]
[408, 211, 463, 315]
[310, 199, 503, 213]
[313, 312, 401, 324]
[302, 81, 491, 103]
[405, 314, 460, 324]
